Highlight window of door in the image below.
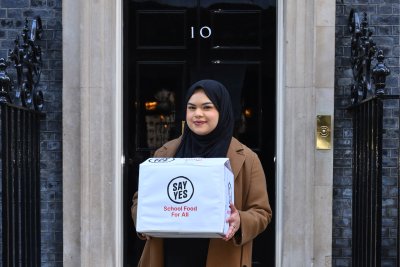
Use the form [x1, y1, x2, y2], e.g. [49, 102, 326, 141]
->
[123, 1, 276, 266]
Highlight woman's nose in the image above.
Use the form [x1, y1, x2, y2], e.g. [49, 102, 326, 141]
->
[194, 108, 202, 117]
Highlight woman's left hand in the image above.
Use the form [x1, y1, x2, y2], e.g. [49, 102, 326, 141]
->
[222, 202, 241, 241]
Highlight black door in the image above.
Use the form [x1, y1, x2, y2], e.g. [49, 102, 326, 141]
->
[123, 1, 276, 266]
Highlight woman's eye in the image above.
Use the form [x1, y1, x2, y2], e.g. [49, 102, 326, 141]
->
[187, 106, 196, 110]
[203, 105, 213, 110]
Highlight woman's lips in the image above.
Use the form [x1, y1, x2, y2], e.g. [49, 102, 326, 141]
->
[193, 121, 206, 126]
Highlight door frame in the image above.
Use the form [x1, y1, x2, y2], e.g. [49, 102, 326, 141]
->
[275, 0, 284, 265]
[116, 0, 285, 265]
[116, 0, 123, 265]
[62, 0, 335, 266]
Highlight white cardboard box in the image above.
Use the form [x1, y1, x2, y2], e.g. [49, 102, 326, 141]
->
[136, 158, 234, 238]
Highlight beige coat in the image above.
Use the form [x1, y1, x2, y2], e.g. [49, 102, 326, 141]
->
[131, 137, 272, 267]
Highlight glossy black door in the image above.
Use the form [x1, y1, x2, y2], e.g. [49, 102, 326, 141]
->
[123, 1, 276, 266]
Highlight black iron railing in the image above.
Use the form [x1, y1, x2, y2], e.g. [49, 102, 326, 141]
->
[351, 96, 382, 267]
[350, 96, 400, 267]
[348, 9, 399, 267]
[1, 16, 44, 267]
[1, 103, 42, 267]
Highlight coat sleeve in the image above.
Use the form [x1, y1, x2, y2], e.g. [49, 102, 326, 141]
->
[131, 190, 148, 240]
[234, 151, 272, 246]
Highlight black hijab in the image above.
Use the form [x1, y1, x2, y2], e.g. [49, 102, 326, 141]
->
[175, 79, 234, 158]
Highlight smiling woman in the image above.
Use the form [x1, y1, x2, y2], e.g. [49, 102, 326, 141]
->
[131, 79, 272, 267]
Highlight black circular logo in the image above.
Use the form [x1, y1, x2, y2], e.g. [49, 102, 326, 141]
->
[167, 176, 194, 204]
[148, 158, 175, 163]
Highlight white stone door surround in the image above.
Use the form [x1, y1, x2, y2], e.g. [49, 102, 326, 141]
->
[62, 0, 335, 266]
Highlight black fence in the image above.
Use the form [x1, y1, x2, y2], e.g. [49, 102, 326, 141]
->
[1, 102, 42, 266]
[348, 9, 399, 267]
[351, 97, 383, 267]
[350, 95, 400, 267]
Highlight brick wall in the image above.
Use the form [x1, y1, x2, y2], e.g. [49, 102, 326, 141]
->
[0, 0, 62, 266]
[334, 0, 399, 266]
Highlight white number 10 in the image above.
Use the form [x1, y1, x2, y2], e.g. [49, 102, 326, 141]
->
[190, 26, 212, 39]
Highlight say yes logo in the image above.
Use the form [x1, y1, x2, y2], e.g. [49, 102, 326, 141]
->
[167, 176, 194, 204]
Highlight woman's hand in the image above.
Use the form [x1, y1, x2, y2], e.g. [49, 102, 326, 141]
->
[222, 203, 241, 241]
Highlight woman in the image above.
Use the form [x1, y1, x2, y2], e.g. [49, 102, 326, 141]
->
[132, 79, 272, 267]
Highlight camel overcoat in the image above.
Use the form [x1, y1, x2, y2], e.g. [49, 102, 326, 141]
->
[131, 137, 272, 267]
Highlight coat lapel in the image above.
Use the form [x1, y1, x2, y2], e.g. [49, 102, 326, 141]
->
[227, 138, 245, 180]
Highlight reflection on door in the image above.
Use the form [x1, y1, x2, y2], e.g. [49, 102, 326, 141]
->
[123, 1, 276, 266]
[144, 88, 175, 149]
[134, 62, 185, 151]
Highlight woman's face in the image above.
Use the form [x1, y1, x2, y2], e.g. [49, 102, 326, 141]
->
[186, 89, 219, 135]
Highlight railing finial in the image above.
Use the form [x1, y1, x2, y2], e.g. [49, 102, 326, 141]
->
[372, 50, 391, 95]
[348, 9, 390, 104]
[3, 16, 44, 111]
